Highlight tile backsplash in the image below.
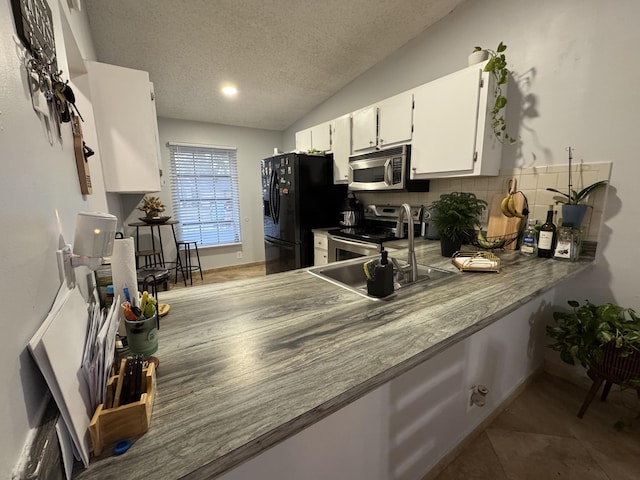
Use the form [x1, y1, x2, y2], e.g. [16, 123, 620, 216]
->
[355, 162, 612, 243]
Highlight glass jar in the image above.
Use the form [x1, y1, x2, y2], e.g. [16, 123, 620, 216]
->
[553, 226, 582, 261]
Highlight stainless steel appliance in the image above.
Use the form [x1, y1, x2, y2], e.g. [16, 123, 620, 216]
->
[327, 204, 422, 262]
[262, 153, 346, 274]
[347, 145, 429, 192]
[339, 192, 364, 227]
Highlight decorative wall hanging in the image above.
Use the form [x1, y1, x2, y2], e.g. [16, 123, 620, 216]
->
[11, 0, 57, 67]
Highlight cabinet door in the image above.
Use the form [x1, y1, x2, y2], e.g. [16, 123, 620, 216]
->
[295, 128, 312, 152]
[411, 66, 482, 178]
[311, 122, 331, 152]
[351, 105, 377, 152]
[331, 114, 351, 184]
[378, 91, 413, 148]
[87, 61, 162, 193]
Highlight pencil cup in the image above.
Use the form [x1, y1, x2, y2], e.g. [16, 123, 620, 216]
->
[124, 311, 158, 356]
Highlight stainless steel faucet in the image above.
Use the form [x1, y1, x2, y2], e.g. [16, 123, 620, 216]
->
[395, 203, 418, 283]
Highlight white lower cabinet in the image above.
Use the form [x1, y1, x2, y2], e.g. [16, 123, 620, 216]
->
[219, 292, 552, 480]
[313, 230, 329, 266]
[87, 61, 162, 193]
[411, 63, 503, 179]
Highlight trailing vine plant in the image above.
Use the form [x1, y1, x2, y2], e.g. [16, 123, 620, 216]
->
[473, 42, 516, 144]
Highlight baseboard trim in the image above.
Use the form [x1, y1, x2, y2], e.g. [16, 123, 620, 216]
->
[201, 261, 265, 275]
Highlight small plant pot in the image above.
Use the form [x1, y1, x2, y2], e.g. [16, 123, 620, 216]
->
[468, 50, 489, 66]
[440, 235, 462, 257]
[561, 204, 588, 228]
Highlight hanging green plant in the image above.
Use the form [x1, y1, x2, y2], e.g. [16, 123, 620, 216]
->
[472, 42, 516, 144]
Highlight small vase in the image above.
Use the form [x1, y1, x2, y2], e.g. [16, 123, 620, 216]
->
[561, 204, 588, 228]
[468, 50, 489, 66]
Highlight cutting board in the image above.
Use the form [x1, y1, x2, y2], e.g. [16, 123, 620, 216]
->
[486, 192, 525, 250]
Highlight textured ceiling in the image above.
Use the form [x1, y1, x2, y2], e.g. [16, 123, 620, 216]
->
[84, 0, 465, 131]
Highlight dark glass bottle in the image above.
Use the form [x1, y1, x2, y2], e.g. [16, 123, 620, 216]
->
[537, 207, 556, 258]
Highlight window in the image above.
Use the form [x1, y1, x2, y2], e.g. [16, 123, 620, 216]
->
[168, 143, 241, 247]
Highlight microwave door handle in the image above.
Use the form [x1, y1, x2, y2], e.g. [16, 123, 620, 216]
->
[384, 158, 392, 186]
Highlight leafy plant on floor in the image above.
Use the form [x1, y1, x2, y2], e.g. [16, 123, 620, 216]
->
[546, 300, 640, 368]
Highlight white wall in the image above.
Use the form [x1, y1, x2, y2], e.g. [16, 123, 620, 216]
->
[0, 1, 104, 477]
[126, 118, 283, 271]
[284, 0, 640, 310]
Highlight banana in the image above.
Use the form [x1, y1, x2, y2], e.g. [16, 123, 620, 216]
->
[477, 231, 504, 249]
[508, 193, 525, 218]
[500, 195, 514, 217]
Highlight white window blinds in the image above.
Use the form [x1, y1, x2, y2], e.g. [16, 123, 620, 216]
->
[168, 143, 241, 247]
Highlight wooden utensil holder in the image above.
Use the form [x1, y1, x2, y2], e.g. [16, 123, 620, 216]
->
[89, 358, 156, 455]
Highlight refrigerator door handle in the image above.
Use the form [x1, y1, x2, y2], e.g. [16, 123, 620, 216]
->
[270, 168, 280, 223]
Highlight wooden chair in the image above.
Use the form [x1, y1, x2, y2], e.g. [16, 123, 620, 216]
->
[577, 341, 640, 418]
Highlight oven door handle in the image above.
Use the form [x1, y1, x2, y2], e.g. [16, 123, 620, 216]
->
[329, 236, 379, 249]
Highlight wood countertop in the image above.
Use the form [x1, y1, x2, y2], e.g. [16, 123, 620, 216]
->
[75, 241, 593, 479]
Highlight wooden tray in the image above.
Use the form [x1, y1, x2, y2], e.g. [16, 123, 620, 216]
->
[88, 359, 156, 455]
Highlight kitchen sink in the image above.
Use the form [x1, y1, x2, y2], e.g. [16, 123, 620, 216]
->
[308, 256, 455, 301]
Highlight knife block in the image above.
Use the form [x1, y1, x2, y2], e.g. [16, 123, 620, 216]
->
[88, 358, 156, 456]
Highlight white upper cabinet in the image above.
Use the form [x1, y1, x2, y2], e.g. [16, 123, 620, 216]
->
[295, 128, 312, 152]
[351, 91, 413, 153]
[295, 122, 332, 153]
[87, 61, 162, 193]
[351, 105, 377, 152]
[410, 63, 503, 178]
[377, 91, 413, 149]
[330, 114, 351, 183]
[311, 122, 332, 152]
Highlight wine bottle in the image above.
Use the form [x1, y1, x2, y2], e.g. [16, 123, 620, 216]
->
[537, 206, 556, 258]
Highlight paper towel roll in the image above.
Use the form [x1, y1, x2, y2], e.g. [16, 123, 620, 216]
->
[111, 238, 137, 327]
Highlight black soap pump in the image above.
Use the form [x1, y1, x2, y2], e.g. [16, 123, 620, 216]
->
[367, 247, 394, 297]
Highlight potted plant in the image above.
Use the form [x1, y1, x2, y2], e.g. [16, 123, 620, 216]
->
[546, 300, 640, 418]
[471, 42, 515, 144]
[137, 196, 166, 219]
[430, 192, 487, 257]
[546, 147, 608, 227]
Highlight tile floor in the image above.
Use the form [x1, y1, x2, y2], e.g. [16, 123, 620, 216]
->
[430, 372, 640, 480]
[169, 263, 640, 480]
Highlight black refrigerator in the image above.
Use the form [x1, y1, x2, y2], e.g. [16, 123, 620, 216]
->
[262, 153, 346, 274]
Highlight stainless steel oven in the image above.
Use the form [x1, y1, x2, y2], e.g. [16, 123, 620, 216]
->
[327, 204, 422, 262]
[327, 234, 382, 262]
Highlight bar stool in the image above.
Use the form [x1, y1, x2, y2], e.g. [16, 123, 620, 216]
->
[176, 241, 203, 285]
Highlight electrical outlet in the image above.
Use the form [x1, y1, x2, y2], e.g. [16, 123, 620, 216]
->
[236, 251, 243, 259]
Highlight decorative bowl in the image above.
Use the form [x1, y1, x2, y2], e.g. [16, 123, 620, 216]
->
[140, 216, 171, 224]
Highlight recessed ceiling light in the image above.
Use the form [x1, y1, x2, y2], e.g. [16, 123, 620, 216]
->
[222, 85, 238, 96]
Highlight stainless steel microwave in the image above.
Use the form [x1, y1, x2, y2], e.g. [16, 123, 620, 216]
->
[348, 145, 409, 191]
[349, 145, 429, 192]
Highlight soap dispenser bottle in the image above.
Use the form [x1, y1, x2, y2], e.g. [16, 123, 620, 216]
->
[367, 248, 394, 297]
